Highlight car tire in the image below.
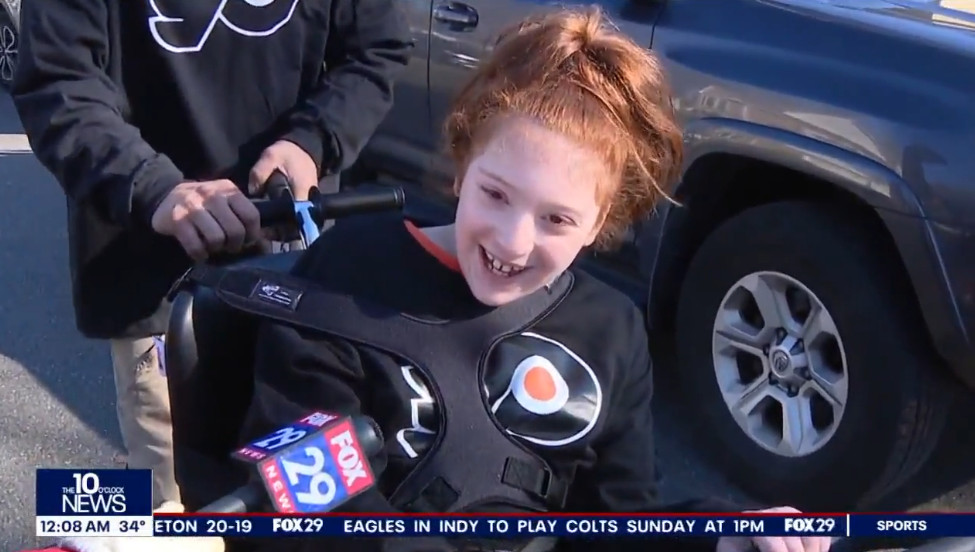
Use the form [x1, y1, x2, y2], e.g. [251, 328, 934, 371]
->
[0, 6, 16, 91]
[674, 200, 953, 511]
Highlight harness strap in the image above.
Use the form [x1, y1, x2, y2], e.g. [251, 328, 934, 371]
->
[172, 264, 576, 515]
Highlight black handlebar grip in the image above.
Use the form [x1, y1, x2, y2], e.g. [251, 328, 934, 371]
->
[255, 186, 405, 229]
[254, 197, 296, 227]
[254, 170, 297, 226]
[317, 187, 406, 220]
[265, 169, 294, 200]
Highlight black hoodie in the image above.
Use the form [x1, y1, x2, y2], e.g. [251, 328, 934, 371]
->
[227, 213, 745, 552]
[11, 0, 412, 339]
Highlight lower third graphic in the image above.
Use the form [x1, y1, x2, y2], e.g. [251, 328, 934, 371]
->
[35, 469, 154, 537]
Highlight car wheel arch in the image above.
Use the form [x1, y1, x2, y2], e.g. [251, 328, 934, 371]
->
[643, 137, 935, 364]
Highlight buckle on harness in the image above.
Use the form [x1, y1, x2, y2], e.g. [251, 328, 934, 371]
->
[403, 477, 461, 513]
[166, 264, 224, 302]
[501, 458, 568, 510]
[166, 266, 196, 302]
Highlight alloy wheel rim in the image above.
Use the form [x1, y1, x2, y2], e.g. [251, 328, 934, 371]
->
[711, 271, 849, 458]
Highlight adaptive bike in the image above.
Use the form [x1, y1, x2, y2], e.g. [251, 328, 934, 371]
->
[162, 176, 974, 552]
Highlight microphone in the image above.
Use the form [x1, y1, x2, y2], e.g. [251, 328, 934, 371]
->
[198, 411, 385, 514]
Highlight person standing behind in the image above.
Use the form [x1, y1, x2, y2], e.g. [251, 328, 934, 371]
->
[12, 0, 411, 508]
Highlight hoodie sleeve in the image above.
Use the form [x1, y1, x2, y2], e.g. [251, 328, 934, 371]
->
[11, 0, 184, 229]
[278, 0, 412, 174]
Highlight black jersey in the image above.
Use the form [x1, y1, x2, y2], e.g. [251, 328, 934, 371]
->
[238, 213, 741, 552]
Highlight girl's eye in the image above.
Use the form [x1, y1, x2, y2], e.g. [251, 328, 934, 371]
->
[482, 186, 504, 201]
[547, 214, 573, 226]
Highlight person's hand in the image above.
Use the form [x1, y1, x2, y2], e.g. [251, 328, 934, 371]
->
[40, 501, 224, 552]
[151, 179, 262, 261]
[249, 140, 319, 201]
[716, 507, 832, 552]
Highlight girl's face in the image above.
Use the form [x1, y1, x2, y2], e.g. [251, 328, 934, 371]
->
[454, 116, 610, 306]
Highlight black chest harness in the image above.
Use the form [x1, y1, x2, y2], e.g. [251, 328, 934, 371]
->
[176, 263, 578, 520]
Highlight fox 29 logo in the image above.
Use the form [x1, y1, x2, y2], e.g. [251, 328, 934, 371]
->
[257, 418, 375, 514]
[61, 473, 126, 514]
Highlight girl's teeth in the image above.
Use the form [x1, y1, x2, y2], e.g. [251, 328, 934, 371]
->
[484, 249, 524, 277]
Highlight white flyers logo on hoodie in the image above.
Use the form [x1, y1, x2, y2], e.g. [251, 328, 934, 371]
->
[148, 0, 300, 54]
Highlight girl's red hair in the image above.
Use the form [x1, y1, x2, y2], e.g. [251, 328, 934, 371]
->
[443, 5, 683, 250]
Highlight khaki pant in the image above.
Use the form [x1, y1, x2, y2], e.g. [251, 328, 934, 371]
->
[109, 336, 181, 508]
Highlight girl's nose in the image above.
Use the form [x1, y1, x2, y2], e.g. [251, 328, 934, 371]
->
[493, 214, 536, 259]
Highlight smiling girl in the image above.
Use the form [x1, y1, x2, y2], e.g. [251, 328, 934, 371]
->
[229, 5, 831, 552]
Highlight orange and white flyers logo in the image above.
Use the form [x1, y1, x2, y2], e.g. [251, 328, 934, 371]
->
[483, 332, 602, 447]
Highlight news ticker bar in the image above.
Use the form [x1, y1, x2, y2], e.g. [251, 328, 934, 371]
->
[35, 513, 969, 539]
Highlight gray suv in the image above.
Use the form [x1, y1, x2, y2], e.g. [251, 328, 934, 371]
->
[354, 0, 975, 510]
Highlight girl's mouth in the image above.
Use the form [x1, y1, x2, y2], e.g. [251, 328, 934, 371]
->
[480, 246, 527, 278]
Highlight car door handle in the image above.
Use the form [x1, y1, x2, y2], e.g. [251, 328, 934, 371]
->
[433, 2, 479, 29]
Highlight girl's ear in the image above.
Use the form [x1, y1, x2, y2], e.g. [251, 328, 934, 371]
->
[584, 207, 610, 247]
[453, 177, 462, 197]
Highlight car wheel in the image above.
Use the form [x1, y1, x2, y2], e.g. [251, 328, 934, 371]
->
[675, 200, 953, 511]
[0, 7, 16, 90]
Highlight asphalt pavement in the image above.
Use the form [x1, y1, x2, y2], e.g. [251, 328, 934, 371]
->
[0, 91, 973, 550]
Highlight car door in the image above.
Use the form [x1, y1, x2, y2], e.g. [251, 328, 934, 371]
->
[366, 0, 434, 180]
[425, 0, 557, 185]
[426, 0, 664, 267]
